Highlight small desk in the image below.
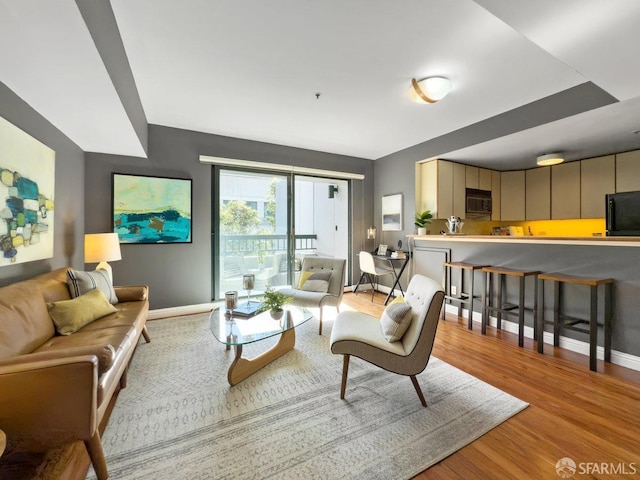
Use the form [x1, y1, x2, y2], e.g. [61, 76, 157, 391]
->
[354, 252, 411, 305]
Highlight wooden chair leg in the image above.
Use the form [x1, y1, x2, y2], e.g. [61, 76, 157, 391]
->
[85, 432, 108, 480]
[142, 325, 151, 343]
[340, 354, 350, 399]
[410, 375, 428, 407]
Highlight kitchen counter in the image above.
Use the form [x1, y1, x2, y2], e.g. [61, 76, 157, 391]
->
[408, 234, 640, 247]
[408, 234, 640, 365]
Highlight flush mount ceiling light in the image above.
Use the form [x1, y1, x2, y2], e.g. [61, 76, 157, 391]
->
[410, 77, 452, 103]
[536, 153, 565, 166]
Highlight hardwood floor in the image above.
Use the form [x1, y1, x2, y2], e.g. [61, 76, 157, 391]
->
[341, 291, 640, 480]
[3, 291, 639, 479]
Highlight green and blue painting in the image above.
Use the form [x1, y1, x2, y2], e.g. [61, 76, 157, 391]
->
[113, 174, 192, 244]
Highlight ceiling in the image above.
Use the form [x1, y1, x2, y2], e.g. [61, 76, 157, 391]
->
[2, 0, 640, 170]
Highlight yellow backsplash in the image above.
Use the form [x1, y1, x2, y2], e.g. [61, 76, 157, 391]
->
[424, 218, 606, 237]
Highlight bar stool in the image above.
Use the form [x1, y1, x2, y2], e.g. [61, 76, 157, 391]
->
[442, 261, 490, 329]
[482, 266, 540, 347]
[537, 273, 613, 372]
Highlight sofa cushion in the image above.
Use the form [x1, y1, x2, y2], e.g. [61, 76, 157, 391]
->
[67, 269, 118, 305]
[380, 301, 413, 342]
[300, 271, 332, 293]
[47, 289, 117, 335]
[0, 297, 53, 359]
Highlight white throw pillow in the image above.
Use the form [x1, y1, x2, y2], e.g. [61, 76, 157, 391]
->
[380, 301, 413, 342]
[67, 268, 118, 305]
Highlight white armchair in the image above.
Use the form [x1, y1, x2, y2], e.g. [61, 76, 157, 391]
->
[330, 274, 444, 406]
[278, 256, 346, 335]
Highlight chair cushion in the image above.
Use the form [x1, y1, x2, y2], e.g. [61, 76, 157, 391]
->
[67, 268, 118, 305]
[47, 289, 117, 335]
[300, 271, 332, 293]
[380, 301, 413, 342]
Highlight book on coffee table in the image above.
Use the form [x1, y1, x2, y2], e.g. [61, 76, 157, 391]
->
[232, 301, 263, 317]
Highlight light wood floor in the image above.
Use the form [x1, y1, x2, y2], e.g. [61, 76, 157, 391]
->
[3, 291, 639, 479]
[342, 291, 640, 480]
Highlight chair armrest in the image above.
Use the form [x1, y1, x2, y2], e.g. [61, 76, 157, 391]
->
[0, 355, 98, 450]
[114, 285, 148, 302]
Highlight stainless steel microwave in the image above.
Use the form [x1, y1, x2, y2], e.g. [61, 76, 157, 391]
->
[466, 188, 492, 218]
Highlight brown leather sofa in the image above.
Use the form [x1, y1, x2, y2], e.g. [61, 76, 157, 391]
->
[0, 267, 150, 479]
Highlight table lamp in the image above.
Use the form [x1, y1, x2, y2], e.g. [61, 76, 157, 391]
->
[84, 233, 122, 282]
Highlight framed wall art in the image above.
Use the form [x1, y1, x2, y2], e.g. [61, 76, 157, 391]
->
[0, 115, 55, 266]
[112, 173, 192, 244]
[381, 193, 402, 231]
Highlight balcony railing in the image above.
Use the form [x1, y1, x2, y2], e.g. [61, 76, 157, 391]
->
[219, 234, 317, 256]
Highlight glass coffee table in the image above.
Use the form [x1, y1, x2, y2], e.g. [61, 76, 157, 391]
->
[210, 305, 313, 386]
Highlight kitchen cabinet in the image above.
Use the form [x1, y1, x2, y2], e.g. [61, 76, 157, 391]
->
[525, 167, 551, 220]
[453, 163, 466, 218]
[551, 162, 581, 219]
[616, 150, 640, 192]
[581, 155, 615, 218]
[465, 166, 479, 189]
[419, 159, 467, 219]
[500, 171, 525, 221]
[491, 170, 501, 220]
[479, 168, 492, 191]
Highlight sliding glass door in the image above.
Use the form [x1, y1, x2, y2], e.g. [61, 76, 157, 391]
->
[212, 167, 350, 300]
[214, 168, 291, 299]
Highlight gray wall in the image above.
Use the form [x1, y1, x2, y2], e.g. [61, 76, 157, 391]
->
[85, 124, 374, 309]
[0, 81, 85, 286]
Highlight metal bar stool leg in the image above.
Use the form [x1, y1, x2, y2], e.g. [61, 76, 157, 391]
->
[605, 282, 612, 363]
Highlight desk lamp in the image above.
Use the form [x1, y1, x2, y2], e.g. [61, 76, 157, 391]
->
[84, 233, 122, 282]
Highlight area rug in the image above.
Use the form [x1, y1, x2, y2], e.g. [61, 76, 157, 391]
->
[87, 312, 527, 480]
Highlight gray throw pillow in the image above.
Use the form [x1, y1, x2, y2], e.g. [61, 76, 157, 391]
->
[380, 302, 413, 342]
[67, 268, 119, 305]
[301, 271, 332, 293]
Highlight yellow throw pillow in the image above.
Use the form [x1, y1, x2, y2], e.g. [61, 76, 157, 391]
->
[48, 289, 117, 335]
[389, 294, 405, 306]
[297, 271, 314, 289]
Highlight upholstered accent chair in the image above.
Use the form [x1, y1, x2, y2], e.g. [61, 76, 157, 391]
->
[278, 256, 346, 335]
[330, 274, 444, 406]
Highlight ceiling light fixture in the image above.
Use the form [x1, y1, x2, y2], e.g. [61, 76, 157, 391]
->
[536, 153, 565, 166]
[410, 77, 452, 103]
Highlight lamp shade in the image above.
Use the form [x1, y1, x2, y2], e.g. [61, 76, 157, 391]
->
[85, 233, 122, 263]
[411, 77, 452, 103]
[366, 225, 377, 240]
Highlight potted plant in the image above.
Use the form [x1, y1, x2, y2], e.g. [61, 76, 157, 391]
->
[260, 287, 293, 319]
[415, 210, 432, 235]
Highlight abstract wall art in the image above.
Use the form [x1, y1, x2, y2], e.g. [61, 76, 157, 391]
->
[0, 115, 55, 266]
[112, 173, 192, 244]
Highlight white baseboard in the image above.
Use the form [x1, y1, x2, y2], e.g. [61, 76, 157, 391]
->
[444, 304, 640, 372]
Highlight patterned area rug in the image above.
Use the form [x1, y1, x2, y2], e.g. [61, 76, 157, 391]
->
[87, 312, 527, 480]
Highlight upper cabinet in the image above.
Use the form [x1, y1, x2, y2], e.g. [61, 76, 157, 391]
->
[526, 167, 550, 220]
[551, 162, 581, 219]
[418, 160, 473, 219]
[616, 150, 640, 192]
[491, 171, 501, 221]
[465, 166, 479, 189]
[581, 155, 615, 218]
[500, 171, 525, 221]
[479, 168, 493, 190]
